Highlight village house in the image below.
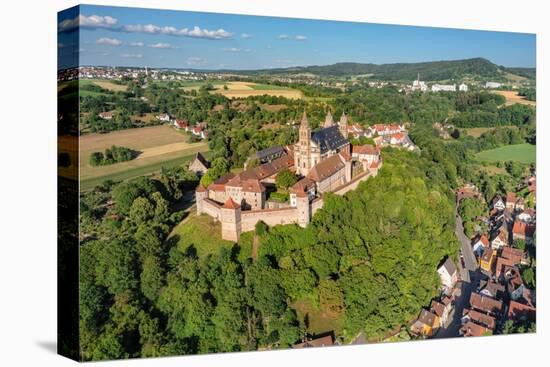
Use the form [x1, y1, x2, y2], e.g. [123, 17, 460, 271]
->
[492, 195, 506, 211]
[460, 321, 493, 337]
[293, 333, 334, 349]
[369, 123, 403, 137]
[173, 119, 188, 130]
[491, 222, 510, 249]
[480, 247, 495, 274]
[430, 298, 452, 326]
[512, 220, 536, 244]
[505, 192, 517, 211]
[351, 144, 380, 166]
[478, 279, 506, 300]
[472, 234, 490, 257]
[508, 300, 536, 323]
[505, 267, 525, 301]
[461, 308, 496, 332]
[188, 152, 210, 176]
[469, 292, 504, 317]
[411, 309, 440, 337]
[98, 111, 113, 120]
[157, 112, 171, 122]
[459, 83, 468, 92]
[437, 258, 458, 292]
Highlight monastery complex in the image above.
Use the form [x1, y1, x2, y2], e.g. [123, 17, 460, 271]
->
[196, 110, 389, 241]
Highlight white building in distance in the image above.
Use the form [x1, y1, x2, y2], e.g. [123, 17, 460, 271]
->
[485, 81, 502, 89]
[411, 74, 428, 92]
[432, 84, 456, 92]
[459, 83, 468, 92]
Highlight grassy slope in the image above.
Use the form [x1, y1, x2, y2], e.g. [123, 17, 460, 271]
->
[475, 143, 536, 164]
[169, 214, 235, 258]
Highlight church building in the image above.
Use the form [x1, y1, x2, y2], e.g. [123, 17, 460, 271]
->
[294, 110, 350, 176]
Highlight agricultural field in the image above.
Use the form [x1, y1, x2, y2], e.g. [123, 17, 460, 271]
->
[493, 90, 536, 106]
[79, 125, 209, 190]
[461, 126, 516, 138]
[475, 143, 536, 164]
[79, 79, 128, 94]
[211, 81, 303, 99]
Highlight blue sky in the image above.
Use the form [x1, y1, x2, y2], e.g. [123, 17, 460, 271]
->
[58, 4, 536, 70]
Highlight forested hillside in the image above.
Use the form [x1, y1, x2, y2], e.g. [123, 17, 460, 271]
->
[227, 58, 532, 81]
[78, 148, 458, 359]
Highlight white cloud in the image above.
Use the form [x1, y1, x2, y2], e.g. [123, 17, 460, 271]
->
[121, 53, 143, 58]
[222, 47, 241, 52]
[295, 35, 308, 41]
[58, 14, 118, 32]
[241, 33, 252, 38]
[148, 42, 172, 49]
[123, 24, 232, 39]
[278, 34, 289, 40]
[187, 57, 206, 66]
[129, 41, 144, 47]
[96, 37, 122, 46]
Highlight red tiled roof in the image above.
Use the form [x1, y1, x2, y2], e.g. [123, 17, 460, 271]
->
[293, 335, 334, 349]
[462, 308, 496, 330]
[307, 154, 346, 182]
[508, 300, 536, 322]
[512, 221, 535, 237]
[289, 177, 315, 197]
[351, 144, 379, 155]
[469, 292, 503, 315]
[417, 309, 438, 327]
[461, 321, 492, 337]
[223, 197, 240, 209]
[431, 300, 445, 318]
[506, 192, 516, 204]
[339, 150, 352, 162]
[500, 246, 524, 264]
[391, 133, 405, 141]
[195, 185, 207, 192]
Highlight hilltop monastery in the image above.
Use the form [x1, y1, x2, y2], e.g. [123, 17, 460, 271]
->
[196, 110, 384, 241]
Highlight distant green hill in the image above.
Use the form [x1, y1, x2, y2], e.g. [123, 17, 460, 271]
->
[219, 58, 534, 81]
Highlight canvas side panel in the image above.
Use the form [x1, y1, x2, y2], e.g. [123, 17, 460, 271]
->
[57, 5, 80, 362]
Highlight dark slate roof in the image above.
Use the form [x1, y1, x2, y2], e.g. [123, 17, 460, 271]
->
[311, 125, 348, 154]
[441, 257, 457, 275]
[193, 152, 210, 168]
[255, 145, 285, 161]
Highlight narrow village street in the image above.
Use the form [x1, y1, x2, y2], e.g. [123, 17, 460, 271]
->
[434, 199, 481, 338]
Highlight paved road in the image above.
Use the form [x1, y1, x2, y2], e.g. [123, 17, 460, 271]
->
[434, 198, 481, 338]
[435, 272, 480, 338]
[454, 200, 478, 272]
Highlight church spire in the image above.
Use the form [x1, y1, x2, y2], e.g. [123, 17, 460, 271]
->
[300, 109, 309, 127]
[324, 109, 334, 128]
[339, 111, 348, 138]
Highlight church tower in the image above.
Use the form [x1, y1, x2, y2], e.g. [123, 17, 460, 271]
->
[339, 111, 348, 138]
[324, 110, 334, 128]
[296, 110, 312, 176]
